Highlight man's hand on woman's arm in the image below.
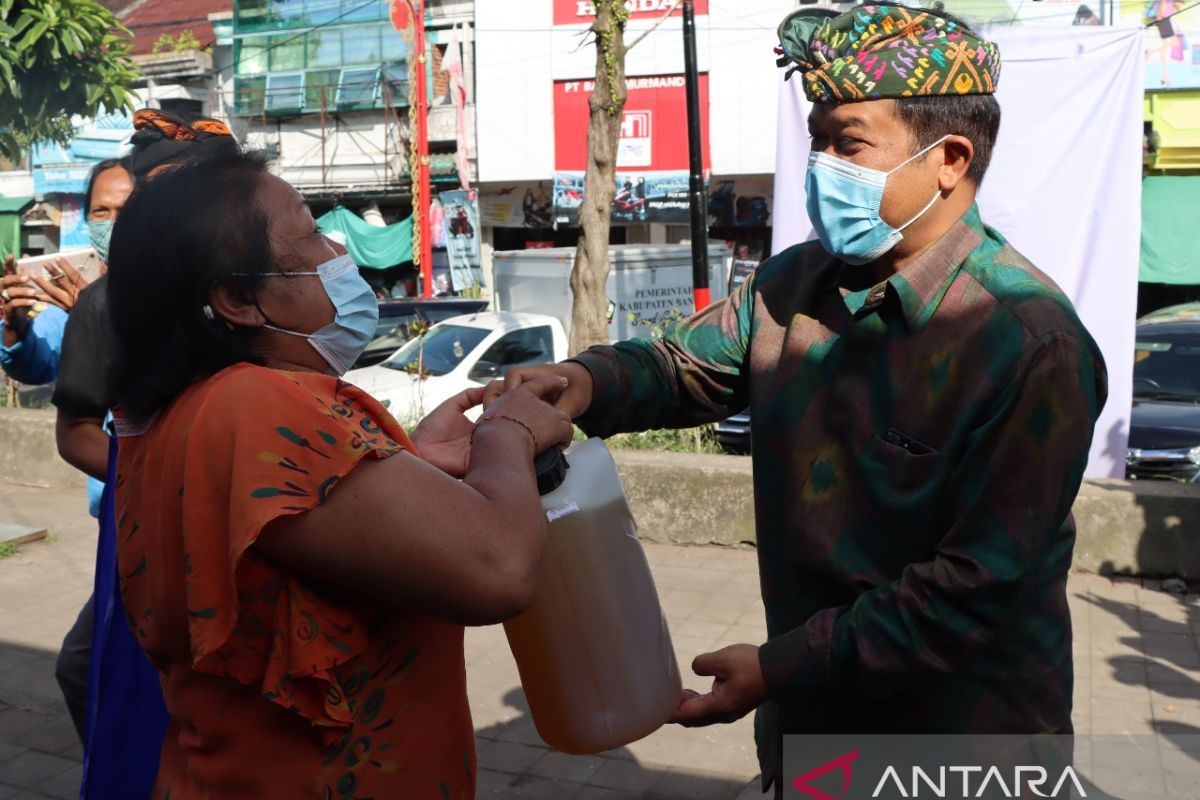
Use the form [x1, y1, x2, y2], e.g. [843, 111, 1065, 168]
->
[482, 361, 595, 419]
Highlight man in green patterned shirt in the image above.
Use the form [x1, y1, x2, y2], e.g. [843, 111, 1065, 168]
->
[487, 4, 1106, 794]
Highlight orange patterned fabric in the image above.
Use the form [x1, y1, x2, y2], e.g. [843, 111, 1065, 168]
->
[114, 363, 476, 799]
[132, 108, 233, 141]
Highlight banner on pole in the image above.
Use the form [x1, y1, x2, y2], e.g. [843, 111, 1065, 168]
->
[439, 189, 483, 291]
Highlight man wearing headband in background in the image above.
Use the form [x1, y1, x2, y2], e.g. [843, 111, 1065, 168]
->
[51, 109, 237, 744]
[0, 159, 126, 389]
[488, 5, 1107, 794]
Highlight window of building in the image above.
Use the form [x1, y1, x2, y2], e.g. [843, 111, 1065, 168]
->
[382, 62, 408, 106]
[236, 0, 270, 25]
[271, 0, 307, 25]
[234, 0, 386, 30]
[236, 36, 269, 74]
[341, 24, 382, 66]
[337, 67, 379, 108]
[268, 32, 306, 72]
[305, 0, 345, 25]
[381, 26, 407, 62]
[341, 0, 385, 23]
[234, 75, 267, 115]
[231, 3, 415, 116]
[305, 69, 340, 110]
[306, 28, 342, 68]
[266, 73, 304, 112]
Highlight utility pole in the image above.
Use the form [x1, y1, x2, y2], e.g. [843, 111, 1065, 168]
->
[682, 0, 710, 311]
[392, 0, 434, 297]
[414, 0, 433, 297]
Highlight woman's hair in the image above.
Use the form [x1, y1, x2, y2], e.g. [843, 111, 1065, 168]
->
[83, 157, 133, 218]
[108, 148, 275, 417]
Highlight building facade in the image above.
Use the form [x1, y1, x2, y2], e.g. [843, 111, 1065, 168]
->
[473, 0, 802, 281]
[228, 1, 475, 206]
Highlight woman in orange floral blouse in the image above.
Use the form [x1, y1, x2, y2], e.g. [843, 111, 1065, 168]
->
[104, 149, 574, 799]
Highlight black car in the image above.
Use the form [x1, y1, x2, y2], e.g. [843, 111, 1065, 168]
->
[1126, 303, 1200, 483]
[354, 298, 489, 369]
[715, 409, 751, 453]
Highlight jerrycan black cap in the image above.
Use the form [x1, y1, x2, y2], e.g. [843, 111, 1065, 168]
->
[534, 447, 570, 496]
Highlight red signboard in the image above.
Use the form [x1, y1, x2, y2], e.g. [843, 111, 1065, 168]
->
[554, 74, 710, 173]
[553, 0, 708, 26]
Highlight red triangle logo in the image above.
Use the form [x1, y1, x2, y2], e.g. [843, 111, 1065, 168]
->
[791, 749, 860, 800]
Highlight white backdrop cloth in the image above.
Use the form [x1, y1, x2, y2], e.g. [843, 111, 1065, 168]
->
[771, 25, 1144, 478]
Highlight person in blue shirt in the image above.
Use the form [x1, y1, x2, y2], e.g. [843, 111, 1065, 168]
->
[0, 287, 68, 386]
[0, 156, 130, 388]
[0, 158, 133, 739]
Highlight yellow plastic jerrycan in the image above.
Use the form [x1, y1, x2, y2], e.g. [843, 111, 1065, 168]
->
[503, 437, 683, 755]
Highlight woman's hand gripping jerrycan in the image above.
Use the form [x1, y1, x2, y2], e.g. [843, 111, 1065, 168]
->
[503, 438, 683, 755]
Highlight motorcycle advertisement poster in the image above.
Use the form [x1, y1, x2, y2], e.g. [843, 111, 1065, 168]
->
[439, 189, 484, 291]
[552, 171, 695, 225]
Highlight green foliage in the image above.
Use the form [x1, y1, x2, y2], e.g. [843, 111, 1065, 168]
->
[151, 28, 203, 55]
[0, 0, 140, 160]
[0, 541, 17, 558]
[605, 425, 723, 455]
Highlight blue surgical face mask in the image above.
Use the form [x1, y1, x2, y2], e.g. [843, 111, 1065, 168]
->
[804, 135, 948, 266]
[256, 253, 379, 375]
[88, 219, 114, 264]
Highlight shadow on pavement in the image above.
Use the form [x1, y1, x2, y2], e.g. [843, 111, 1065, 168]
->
[1083, 590, 1200, 770]
[473, 687, 758, 799]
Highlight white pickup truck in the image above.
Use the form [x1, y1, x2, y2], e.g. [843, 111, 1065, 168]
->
[345, 243, 729, 425]
[346, 311, 569, 425]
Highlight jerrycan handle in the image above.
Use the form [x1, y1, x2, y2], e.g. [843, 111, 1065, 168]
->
[534, 447, 570, 497]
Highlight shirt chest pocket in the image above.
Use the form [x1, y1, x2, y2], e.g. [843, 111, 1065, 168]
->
[853, 427, 945, 508]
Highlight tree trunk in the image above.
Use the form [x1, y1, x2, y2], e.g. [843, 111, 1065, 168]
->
[568, 2, 627, 356]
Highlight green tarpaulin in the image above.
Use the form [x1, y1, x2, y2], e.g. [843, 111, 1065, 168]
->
[316, 206, 413, 269]
[1141, 176, 1200, 285]
[0, 195, 31, 259]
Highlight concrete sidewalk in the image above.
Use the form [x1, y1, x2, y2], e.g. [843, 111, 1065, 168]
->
[2, 481, 1200, 799]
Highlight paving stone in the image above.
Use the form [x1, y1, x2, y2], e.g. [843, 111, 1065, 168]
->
[0, 713, 47, 748]
[588, 758, 666, 794]
[1091, 714, 1160, 736]
[477, 740, 548, 776]
[12, 720, 77, 760]
[733, 778, 768, 800]
[573, 785, 642, 800]
[9, 478, 1200, 795]
[32, 764, 80, 800]
[499, 772, 585, 799]
[653, 768, 747, 800]
[0, 752, 75, 791]
[528, 751, 608, 785]
[1142, 632, 1200, 654]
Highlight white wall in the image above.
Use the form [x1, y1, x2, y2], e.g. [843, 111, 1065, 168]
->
[475, 5, 555, 183]
[708, 1, 794, 176]
[475, 0, 796, 183]
[0, 171, 33, 199]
